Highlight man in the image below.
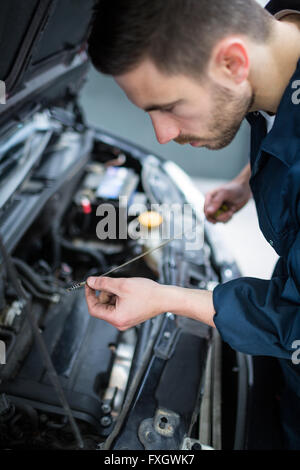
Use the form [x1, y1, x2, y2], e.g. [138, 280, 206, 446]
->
[86, 0, 300, 448]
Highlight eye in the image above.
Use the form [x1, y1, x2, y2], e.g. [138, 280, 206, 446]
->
[162, 106, 175, 113]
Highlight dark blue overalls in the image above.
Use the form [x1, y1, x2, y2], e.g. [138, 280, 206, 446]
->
[213, 0, 300, 449]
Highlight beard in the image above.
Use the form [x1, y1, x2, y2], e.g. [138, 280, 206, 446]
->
[174, 83, 255, 150]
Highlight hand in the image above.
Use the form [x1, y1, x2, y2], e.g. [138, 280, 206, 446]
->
[85, 276, 216, 330]
[85, 276, 166, 330]
[204, 178, 252, 224]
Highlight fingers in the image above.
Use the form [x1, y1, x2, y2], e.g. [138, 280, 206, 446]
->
[86, 276, 123, 295]
[85, 276, 123, 320]
[213, 209, 235, 224]
[204, 191, 216, 210]
[99, 291, 116, 305]
[205, 189, 226, 214]
[204, 189, 234, 224]
[85, 276, 128, 317]
[85, 284, 128, 330]
[85, 284, 116, 319]
[206, 208, 235, 224]
[84, 277, 161, 331]
[85, 283, 100, 310]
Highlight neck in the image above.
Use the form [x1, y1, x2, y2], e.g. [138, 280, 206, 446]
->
[249, 16, 300, 114]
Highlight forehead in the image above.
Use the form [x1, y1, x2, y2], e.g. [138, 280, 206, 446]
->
[114, 59, 205, 108]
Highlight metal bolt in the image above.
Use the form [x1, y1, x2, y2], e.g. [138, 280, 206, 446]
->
[101, 403, 111, 415]
[100, 416, 112, 427]
[159, 417, 168, 429]
[192, 443, 202, 451]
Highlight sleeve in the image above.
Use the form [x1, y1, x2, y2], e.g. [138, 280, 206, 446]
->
[213, 253, 300, 359]
[213, 160, 300, 359]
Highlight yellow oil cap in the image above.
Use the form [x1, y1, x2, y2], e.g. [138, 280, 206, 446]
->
[138, 211, 163, 229]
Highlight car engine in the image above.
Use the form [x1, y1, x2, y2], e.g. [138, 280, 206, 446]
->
[0, 0, 256, 451]
[0, 108, 242, 450]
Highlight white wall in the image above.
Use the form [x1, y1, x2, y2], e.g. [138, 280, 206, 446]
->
[256, 0, 269, 6]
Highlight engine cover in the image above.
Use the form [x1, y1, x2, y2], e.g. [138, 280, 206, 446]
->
[0, 288, 120, 433]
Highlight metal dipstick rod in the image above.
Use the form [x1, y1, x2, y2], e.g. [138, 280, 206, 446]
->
[66, 237, 175, 292]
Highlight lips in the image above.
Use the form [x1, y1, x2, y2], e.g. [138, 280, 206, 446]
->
[190, 141, 202, 147]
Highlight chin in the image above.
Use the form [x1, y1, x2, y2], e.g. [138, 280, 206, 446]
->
[206, 134, 237, 150]
[205, 142, 226, 150]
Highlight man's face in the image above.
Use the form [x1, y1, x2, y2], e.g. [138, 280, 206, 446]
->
[115, 59, 254, 150]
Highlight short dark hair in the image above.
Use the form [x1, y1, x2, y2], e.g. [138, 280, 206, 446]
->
[88, 0, 273, 78]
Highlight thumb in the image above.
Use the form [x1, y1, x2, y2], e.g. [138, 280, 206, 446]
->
[86, 276, 122, 295]
[205, 190, 227, 213]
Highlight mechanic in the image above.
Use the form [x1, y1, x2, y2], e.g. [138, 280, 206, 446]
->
[86, 0, 300, 449]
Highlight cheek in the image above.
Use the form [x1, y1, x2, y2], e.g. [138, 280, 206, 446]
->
[176, 112, 206, 133]
[177, 99, 212, 128]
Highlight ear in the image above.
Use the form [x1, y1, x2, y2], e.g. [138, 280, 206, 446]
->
[209, 37, 250, 85]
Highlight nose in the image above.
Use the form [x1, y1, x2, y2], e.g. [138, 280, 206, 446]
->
[149, 113, 180, 145]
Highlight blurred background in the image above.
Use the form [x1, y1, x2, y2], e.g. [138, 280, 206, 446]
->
[79, 0, 278, 279]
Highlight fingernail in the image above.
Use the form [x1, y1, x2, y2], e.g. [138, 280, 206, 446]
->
[87, 277, 96, 288]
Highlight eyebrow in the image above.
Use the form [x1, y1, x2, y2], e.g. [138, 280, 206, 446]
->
[143, 99, 182, 113]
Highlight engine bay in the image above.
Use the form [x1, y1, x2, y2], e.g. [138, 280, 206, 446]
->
[0, 0, 288, 451]
[0, 109, 237, 449]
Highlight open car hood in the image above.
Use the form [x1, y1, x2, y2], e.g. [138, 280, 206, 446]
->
[0, 0, 96, 128]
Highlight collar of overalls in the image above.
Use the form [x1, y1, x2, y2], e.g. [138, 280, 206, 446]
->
[246, 0, 300, 170]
